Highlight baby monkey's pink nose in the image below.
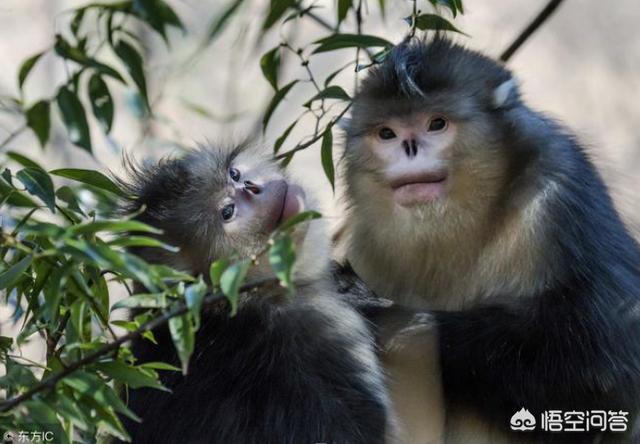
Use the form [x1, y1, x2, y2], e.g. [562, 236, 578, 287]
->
[244, 180, 261, 195]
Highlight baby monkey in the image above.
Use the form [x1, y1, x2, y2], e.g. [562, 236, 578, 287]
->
[115, 144, 390, 444]
[340, 38, 640, 442]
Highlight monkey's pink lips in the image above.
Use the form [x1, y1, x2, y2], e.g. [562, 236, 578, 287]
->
[277, 184, 305, 225]
[390, 172, 448, 206]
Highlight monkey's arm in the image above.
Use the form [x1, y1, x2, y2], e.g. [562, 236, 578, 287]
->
[435, 293, 640, 423]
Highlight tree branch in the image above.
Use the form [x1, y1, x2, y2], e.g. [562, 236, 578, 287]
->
[0, 124, 26, 152]
[500, 0, 565, 62]
[294, 5, 335, 32]
[0, 277, 278, 414]
[274, 103, 352, 160]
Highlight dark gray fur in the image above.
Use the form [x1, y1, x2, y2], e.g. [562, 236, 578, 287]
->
[344, 38, 640, 442]
[114, 146, 388, 444]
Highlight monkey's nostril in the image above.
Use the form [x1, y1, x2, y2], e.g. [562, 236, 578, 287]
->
[244, 180, 261, 195]
[411, 139, 418, 156]
[403, 140, 411, 157]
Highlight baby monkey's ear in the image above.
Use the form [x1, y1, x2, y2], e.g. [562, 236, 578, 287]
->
[492, 78, 519, 110]
[336, 115, 352, 132]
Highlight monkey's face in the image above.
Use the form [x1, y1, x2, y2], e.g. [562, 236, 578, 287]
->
[189, 147, 307, 275]
[345, 100, 507, 243]
[124, 145, 307, 276]
[358, 112, 456, 207]
[216, 148, 306, 249]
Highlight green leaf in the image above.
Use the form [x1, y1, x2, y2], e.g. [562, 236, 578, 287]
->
[276, 210, 322, 232]
[185, 279, 207, 329]
[63, 370, 141, 421]
[88, 74, 114, 133]
[209, 259, 229, 288]
[56, 86, 92, 152]
[206, 0, 245, 43]
[25, 100, 50, 148]
[0, 357, 38, 392]
[312, 34, 393, 54]
[0, 336, 12, 353]
[111, 293, 168, 310]
[81, 395, 130, 441]
[114, 39, 150, 110]
[432, 0, 463, 15]
[269, 234, 296, 290]
[18, 51, 44, 90]
[262, 0, 297, 30]
[19, 400, 69, 444]
[42, 263, 69, 322]
[260, 46, 280, 90]
[320, 127, 335, 191]
[16, 167, 55, 211]
[262, 80, 297, 131]
[220, 260, 250, 316]
[169, 313, 194, 374]
[95, 361, 167, 390]
[132, 0, 184, 43]
[0, 177, 38, 208]
[337, 0, 352, 25]
[108, 235, 178, 251]
[0, 179, 36, 208]
[50, 390, 93, 432]
[68, 219, 162, 236]
[1, 168, 12, 185]
[50, 168, 125, 196]
[273, 119, 298, 154]
[71, 7, 86, 35]
[62, 238, 159, 292]
[139, 361, 180, 371]
[303, 85, 350, 108]
[0, 255, 32, 291]
[378, 0, 386, 17]
[54, 34, 124, 82]
[408, 13, 467, 34]
[55, 186, 86, 215]
[6, 151, 45, 170]
[429, 0, 458, 17]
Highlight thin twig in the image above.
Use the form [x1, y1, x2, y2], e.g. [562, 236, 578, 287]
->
[293, 5, 335, 31]
[0, 125, 27, 152]
[0, 277, 278, 414]
[293, 4, 373, 59]
[46, 311, 71, 359]
[500, 0, 565, 62]
[274, 103, 352, 160]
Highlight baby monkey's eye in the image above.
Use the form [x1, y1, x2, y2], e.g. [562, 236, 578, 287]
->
[221, 203, 235, 221]
[427, 117, 448, 132]
[229, 168, 241, 182]
[378, 127, 397, 140]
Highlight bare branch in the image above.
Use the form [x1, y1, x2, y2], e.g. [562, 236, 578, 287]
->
[500, 0, 565, 62]
[293, 5, 335, 32]
[274, 103, 352, 160]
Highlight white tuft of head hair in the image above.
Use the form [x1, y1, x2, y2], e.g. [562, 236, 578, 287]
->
[492, 78, 517, 109]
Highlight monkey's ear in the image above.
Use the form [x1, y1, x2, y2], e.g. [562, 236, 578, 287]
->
[492, 78, 518, 109]
[337, 116, 352, 131]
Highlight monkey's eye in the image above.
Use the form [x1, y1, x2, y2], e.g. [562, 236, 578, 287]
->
[221, 203, 235, 222]
[229, 168, 241, 182]
[378, 127, 397, 140]
[427, 117, 448, 132]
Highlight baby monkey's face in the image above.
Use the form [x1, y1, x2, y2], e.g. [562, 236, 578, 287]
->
[365, 112, 456, 207]
[219, 150, 305, 239]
